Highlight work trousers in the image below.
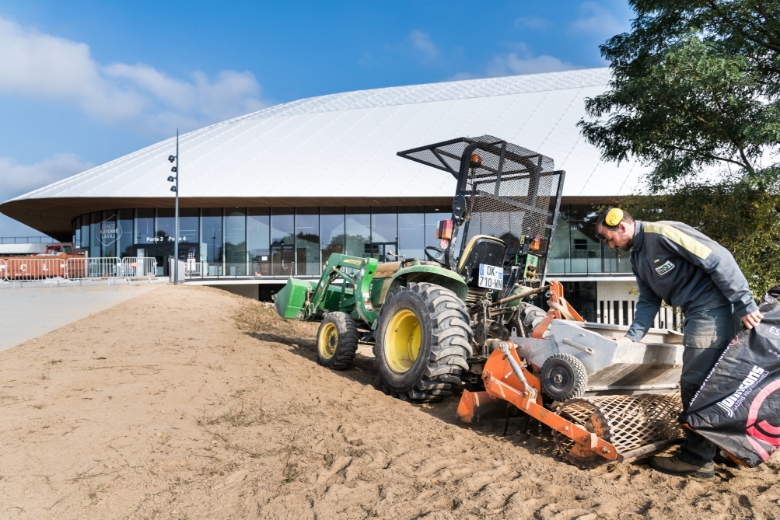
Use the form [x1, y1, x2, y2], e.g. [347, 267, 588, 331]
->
[679, 304, 741, 465]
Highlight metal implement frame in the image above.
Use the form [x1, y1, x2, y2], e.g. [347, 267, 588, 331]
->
[457, 341, 621, 464]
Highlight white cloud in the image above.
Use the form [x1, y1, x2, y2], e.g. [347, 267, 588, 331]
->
[569, 2, 627, 36]
[486, 43, 577, 76]
[407, 30, 438, 60]
[515, 17, 550, 30]
[0, 16, 267, 132]
[0, 153, 93, 203]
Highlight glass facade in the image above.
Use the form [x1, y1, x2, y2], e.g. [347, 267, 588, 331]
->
[69, 204, 632, 278]
[548, 205, 633, 275]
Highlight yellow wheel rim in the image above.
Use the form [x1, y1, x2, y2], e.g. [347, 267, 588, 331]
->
[384, 309, 422, 373]
[319, 322, 338, 359]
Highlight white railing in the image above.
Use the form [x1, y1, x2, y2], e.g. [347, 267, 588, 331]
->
[66, 257, 121, 281]
[168, 258, 204, 282]
[90, 257, 122, 278]
[186, 260, 203, 278]
[120, 257, 157, 281]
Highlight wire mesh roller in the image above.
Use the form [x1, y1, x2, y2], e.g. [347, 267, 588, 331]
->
[553, 393, 684, 468]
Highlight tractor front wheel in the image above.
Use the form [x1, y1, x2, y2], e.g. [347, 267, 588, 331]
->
[375, 283, 472, 402]
[316, 312, 359, 370]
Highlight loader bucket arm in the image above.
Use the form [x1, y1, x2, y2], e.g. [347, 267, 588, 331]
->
[307, 253, 379, 324]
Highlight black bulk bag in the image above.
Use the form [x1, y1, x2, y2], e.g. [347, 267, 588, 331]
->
[680, 287, 780, 467]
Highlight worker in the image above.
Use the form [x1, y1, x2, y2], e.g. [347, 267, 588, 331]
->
[595, 208, 763, 478]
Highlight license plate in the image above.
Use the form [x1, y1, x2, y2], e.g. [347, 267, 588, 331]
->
[478, 264, 503, 290]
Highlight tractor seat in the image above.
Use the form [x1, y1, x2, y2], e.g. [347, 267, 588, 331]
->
[457, 235, 507, 286]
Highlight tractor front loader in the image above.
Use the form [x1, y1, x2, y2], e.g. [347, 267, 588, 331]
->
[275, 135, 687, 468]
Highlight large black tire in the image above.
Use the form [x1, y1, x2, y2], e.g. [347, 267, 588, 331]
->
[316, 312, 359, 370]
[374, 283, 472, 402]
[540, 353, 588, 401]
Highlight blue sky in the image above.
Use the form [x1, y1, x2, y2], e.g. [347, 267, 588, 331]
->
[0, 0, 634, 237]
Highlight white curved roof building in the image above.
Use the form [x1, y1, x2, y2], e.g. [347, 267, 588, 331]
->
[1, 67, 642, 238]
[1, 67, 657, 324]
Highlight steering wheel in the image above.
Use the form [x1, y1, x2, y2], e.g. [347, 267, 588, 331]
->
[425, 246, 446, 265]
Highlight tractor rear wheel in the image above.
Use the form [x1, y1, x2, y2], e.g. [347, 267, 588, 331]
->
[375, 283, 472, 402]
[316, 312, 359, 370]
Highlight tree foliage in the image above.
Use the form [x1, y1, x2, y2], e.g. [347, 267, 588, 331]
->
[620, 171, 780, 296]
[583, 1, 780, 294]
[579, 0, 780, 190]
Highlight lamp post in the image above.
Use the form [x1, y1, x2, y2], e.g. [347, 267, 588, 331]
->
[167, 130, 180, 285]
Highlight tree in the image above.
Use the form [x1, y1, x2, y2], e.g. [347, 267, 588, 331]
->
[580, 1, 780, 295]
[620, 181, 780, 295]
[579, 0, 780, 190]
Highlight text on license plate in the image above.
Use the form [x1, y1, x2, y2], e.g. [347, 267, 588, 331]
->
[478, 264, 503, 290]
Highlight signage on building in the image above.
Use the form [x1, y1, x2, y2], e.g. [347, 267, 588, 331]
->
[99, 214, 122, 247]
[145, 235, 191, 243]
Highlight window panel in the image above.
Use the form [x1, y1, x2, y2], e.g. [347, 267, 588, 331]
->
[89, 212, 101, 257]
[224, 208, 247, 276]
[398, 207, 425, 261]
[370, 207, 397, 261]
[201, 208, 223, 267]
[118, 210, 134, 257]
[295, 208, 319, 276]
[178, 208, 199, 244]
[320, 208, 344, 266]
[100, 211, 119, 258]
[248, 208, 270, 276]
[345, 207, 370, 257]
[74, 216, 81, 249]
[81, 215, 90, 249]
[271, 209, 294, 276]
[135, 209, 154, 245]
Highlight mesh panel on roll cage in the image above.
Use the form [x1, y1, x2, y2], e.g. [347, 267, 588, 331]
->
[398, 135, 562, 279]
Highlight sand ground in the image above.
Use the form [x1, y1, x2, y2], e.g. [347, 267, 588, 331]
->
[0, 284, 778, 519]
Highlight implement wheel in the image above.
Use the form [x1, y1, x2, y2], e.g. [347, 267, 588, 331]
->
[541, 353, 587, 401]
[316, 312, 359, 370]
[375, 283, 472, 402]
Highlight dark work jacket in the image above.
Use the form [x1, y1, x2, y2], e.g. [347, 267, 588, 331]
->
[626, 221, 758, 342]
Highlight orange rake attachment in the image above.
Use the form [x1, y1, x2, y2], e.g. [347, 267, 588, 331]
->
[457, 341, 620, 465]
[530, 280, 584, 339]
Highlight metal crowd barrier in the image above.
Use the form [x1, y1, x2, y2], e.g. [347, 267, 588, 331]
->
[120, 257, 157, 281]
[0, 256, 158, 287]
[1, 257, 69, 283]
[66, 257, 120, 282]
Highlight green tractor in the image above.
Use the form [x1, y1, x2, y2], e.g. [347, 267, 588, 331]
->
[274, 135, 565, 401]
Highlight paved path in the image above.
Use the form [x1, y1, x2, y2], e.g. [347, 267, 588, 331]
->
[0, 282, 161, 351]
